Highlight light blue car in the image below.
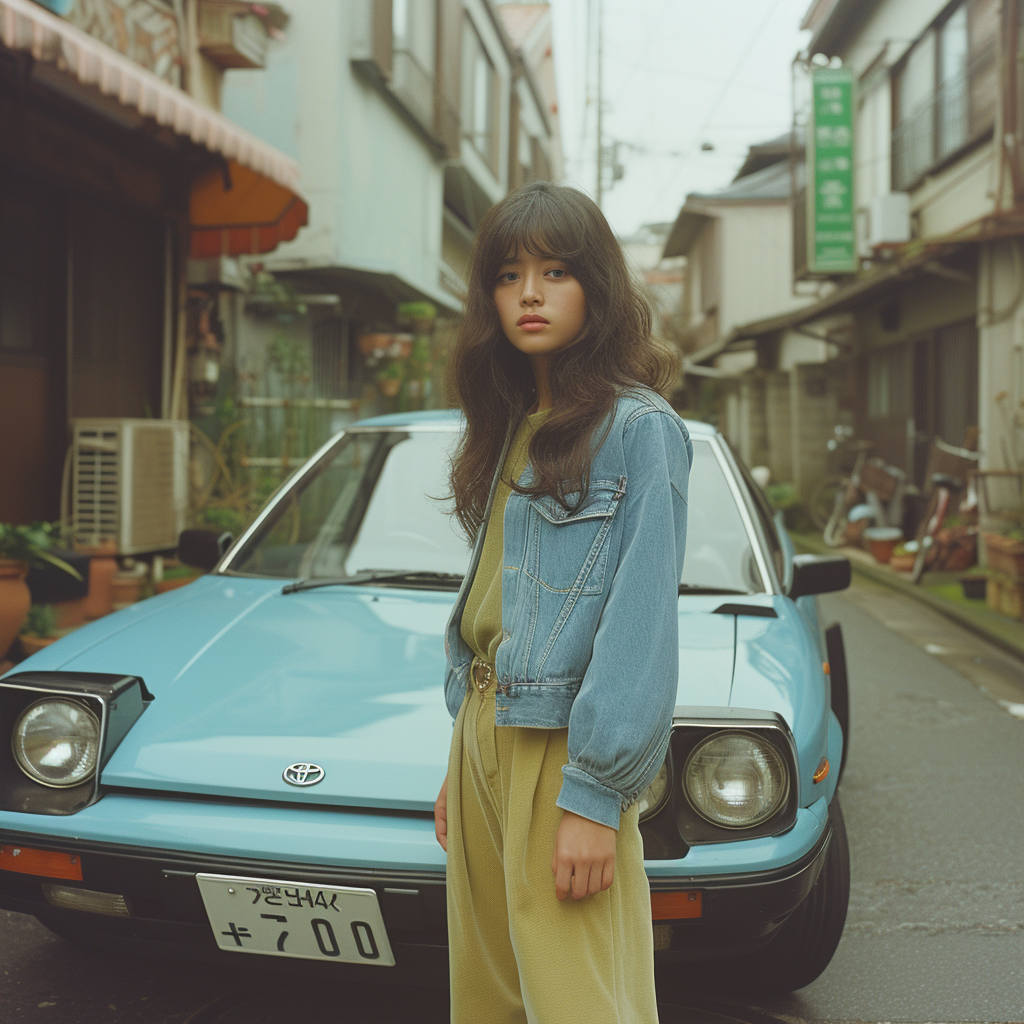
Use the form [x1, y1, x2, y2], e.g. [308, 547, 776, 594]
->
[0, 411, 851, 994]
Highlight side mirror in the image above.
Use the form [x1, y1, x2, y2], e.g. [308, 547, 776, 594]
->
[178, 529, 233, 571]
[788, 554, 851, 600]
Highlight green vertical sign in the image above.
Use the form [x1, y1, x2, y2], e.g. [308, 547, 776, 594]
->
[807, 67, 856, 273]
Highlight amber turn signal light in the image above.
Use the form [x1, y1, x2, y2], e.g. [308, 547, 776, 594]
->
[651, 890, 702, 920]
[813, 758, 830, 783]
[0, 845, 82, 881]
[823, 661, 830, 675]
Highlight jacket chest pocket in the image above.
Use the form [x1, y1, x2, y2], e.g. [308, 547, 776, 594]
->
[527, 480, 624, 595]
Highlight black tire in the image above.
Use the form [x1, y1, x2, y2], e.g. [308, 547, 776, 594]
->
[825, 623, 849, 787]
[716, 796, 851, 996]
[807, 475, 846, 531]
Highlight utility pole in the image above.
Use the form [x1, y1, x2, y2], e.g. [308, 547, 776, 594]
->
[595, 0, 604, 207]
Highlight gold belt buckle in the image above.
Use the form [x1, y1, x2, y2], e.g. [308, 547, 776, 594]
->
[472, 659, 493, 692]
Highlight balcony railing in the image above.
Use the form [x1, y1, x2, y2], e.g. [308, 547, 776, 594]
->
[892, 41, 996, 190]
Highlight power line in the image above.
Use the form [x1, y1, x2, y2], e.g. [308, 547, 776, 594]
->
[642, 0, 790, 222]
[696, 0, 788, 139]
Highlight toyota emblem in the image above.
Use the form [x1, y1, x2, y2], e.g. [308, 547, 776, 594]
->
[283, 762, 325, 787]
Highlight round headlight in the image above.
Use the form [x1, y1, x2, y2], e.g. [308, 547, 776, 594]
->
[636, 761, 670, 821]
[683, 730, 789, 829]
[12, 698, 100, 788]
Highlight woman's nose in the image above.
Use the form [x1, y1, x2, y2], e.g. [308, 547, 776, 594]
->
[520, 273, 543, 304]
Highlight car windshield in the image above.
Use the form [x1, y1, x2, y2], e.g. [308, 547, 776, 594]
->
[225, 429, 764, 594]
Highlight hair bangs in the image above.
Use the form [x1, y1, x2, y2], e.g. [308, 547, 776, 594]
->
[483, 188, 588, 281]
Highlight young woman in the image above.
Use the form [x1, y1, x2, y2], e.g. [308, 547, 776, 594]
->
[433, 180, 692, 1023]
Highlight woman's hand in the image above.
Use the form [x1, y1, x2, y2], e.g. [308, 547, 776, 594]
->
[434, 773, 448, 852]
[552, 810, 616, 900]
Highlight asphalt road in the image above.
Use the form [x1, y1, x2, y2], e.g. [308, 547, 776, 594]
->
[1, 576, 1022, 1024]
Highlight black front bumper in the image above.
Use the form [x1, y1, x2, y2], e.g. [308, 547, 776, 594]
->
[0, 823, 831, 976]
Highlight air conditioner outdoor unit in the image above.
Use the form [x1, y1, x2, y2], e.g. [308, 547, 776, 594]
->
[68, 419, 189, 555]
[869, 191, 911, 247]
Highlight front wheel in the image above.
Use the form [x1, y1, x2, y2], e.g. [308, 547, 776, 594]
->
[807, 474, 846, 531]
[715, 796, 851, 995]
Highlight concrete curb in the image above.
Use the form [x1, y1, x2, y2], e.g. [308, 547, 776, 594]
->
[792, 533, 1024, 664]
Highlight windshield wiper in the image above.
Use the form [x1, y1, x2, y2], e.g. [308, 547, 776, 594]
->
[282, 571, 464, 594]
[677, 585, 749, 595]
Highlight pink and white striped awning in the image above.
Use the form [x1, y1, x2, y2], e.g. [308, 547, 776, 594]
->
[0, 0, 300, 192]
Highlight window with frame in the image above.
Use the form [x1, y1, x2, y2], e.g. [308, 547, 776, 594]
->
[892, 0, 998, 189]
[461, 19, 498, 171]
[390, 0, 438, 131]
[867, 345, 909, 420]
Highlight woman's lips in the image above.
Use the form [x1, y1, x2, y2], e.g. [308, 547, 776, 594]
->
[517, 314, 549, 331]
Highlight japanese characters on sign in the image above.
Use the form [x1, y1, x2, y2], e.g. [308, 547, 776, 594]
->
[807, 67, 856, 274]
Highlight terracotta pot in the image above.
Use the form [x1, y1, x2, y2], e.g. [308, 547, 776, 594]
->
[358, 332, 393, 356]
[53, 597, 87, 629]
[19, 634, 56, 657]
[0, 560, 31, 661]
[110, 573, 143, 609]
[78, 542, 118, 620]
[154, 575, 199, 594]
[864, 527, 903, 565]
[378, 378, 401, 398]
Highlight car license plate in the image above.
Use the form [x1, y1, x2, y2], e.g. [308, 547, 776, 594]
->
[196, 873, 395, 966]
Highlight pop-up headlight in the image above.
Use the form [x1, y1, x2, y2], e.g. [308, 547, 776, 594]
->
[0, 672, 152, 815]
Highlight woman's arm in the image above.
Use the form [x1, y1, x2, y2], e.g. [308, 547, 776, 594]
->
[556, 408, 691, 830]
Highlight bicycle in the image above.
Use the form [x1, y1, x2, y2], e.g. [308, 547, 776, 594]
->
[807, 426, 860, 531]
[820, 447, 907, 548]
[909, 439, 980, 583]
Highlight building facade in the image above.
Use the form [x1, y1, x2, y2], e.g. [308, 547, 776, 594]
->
[691, 0, 1024, 505]
[192, 0, 562, 528]
[0, 0, 303, 534]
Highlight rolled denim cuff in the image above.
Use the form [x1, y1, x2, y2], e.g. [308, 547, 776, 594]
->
[556, 764, 623, 830]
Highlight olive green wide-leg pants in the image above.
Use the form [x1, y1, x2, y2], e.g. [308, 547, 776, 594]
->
[446, 681, 659, 1024]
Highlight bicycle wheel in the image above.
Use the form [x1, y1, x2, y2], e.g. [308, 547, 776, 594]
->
[910, 489, 944, 584]
[807, 474, 847, 531]
[823, 484, 859, 548]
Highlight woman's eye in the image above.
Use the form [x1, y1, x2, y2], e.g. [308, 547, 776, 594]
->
[498, 271, 518, 283]
[548, 268, 567, 279]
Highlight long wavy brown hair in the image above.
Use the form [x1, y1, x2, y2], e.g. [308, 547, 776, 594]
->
[448, 180, 677, 538]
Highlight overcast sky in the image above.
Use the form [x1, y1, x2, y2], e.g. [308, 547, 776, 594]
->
[546, 0, 812, 237]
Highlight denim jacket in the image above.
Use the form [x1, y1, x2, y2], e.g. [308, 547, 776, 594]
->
[444, 387, 692, 829]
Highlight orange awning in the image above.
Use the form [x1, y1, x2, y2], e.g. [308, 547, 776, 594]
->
[189, 160, 308, 258]
[0, 0, 307, 257]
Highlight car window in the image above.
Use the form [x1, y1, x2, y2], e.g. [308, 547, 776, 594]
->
[725, 443, 785, 585]
[229, 430, 466, 579]
[226, 429, 765, 593]
[683, 440, 764, 593]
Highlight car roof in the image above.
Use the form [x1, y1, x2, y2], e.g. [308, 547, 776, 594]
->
[351, 408, 717, 436]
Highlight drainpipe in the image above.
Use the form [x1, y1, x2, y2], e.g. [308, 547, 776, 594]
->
[172, 0, 191, 95]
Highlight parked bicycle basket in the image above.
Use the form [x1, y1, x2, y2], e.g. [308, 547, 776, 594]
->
[859, 459, 901, 503]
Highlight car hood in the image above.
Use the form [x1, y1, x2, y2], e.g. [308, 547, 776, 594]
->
[23, 578, 798, 813]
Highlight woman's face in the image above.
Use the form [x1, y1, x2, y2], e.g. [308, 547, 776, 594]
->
[493, 249, 587, 357]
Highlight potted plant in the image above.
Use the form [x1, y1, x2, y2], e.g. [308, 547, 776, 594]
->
[19, 604, 57, 657]
[377, 361, 403, 398]
[0, 523, 82, 661]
